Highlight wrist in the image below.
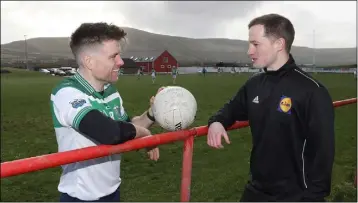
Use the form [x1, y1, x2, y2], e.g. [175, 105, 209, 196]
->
[135, 125, 151, 138]
[148, 107, 154, 116]
[147, 108, 155, 122]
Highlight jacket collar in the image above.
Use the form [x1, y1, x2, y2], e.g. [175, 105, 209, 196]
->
[263, 54, 296, 77]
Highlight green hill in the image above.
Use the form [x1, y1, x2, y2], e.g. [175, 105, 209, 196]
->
[1, 27, 356, 66]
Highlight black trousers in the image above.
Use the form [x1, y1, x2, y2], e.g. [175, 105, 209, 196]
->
[239, 183, 308, 202]
[240, 183, 276, 202]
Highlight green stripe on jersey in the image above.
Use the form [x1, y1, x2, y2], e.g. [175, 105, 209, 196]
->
[74, 73, 96, 95]
[50, 100, 63, 128]
[73, 106, 96, 129]
[51, 72, 129, 131]
[103, 85, 119, 98]
[51, 76, 87, 95]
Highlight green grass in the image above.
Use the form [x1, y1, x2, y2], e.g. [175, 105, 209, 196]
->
[1, 68, 357, 201]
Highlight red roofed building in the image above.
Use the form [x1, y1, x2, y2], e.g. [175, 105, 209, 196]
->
[126, 50, 178, 74]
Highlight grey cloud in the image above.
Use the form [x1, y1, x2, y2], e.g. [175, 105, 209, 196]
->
[104, 1, 261, 39]
[278, 5, 356, 48]
[164, 1, 261, 18]
[285, 8, 317, 47]
[1, 1, 355, 48]
[314, 22, 356, 48]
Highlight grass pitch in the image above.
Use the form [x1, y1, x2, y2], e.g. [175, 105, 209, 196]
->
[1, 68, 357, 201]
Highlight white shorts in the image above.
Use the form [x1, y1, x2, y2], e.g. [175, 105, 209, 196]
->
[172, 75, 177, 79]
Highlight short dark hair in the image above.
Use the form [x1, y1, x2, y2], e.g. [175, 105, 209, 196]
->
[70, 22, 127, 58]
[248, 14, 295, 53]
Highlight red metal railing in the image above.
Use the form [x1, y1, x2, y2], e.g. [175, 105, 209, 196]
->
[1, 98, 357, 202]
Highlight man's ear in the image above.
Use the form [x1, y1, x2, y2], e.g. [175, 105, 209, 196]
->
[275, 38, 285, 52]
[83, 55, 93, 70]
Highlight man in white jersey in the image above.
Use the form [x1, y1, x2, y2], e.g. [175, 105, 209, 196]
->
[50, 22, 160, 202]
[171, 67, 178, 84]
[151, 69, 156, 84]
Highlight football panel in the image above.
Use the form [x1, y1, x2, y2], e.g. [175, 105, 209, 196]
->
[172, 109, 183, 131]
[159, 110, 175, 131]
[152, 86, 198, 131]
[178, 108, 195, 129]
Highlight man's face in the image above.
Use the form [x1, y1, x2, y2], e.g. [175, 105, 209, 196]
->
[89, 40, 124, 84]
[247, 24, 280, 69]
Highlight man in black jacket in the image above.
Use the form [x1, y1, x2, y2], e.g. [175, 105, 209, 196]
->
[207, 14, 335, 202]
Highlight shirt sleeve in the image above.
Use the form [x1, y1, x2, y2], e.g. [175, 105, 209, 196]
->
[207, 83, 248, 129]
[51, 87, 95, 129]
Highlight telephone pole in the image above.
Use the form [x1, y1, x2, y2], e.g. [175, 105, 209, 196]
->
[313, 29, 316, 73]
[24, 35, 29, 70]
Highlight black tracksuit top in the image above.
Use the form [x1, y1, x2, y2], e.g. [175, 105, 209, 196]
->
[208, 55, 335, 201]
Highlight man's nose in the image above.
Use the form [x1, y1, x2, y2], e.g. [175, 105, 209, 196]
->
[116, 56, 124, 66]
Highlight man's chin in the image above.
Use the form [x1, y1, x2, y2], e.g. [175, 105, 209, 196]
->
[252, 64, 265, 69]
[107, 77, 119, 84]
[110, 79, 118, 84]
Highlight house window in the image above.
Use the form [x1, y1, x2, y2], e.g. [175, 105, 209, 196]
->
[163, 57, 168, 63]
[161, 65, 165, 69]
[167, 65, 171, 69]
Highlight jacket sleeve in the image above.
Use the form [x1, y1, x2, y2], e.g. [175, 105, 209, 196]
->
[302, 86, 335, 201]
[208, 84, 248, 129]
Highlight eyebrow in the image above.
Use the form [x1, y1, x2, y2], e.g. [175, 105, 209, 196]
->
[109, 52, 119, 58]
[249, 40, 259, 44]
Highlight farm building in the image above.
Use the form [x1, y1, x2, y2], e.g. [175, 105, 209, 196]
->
[121, 58, 140, 74]
[124, 50, 178, 74]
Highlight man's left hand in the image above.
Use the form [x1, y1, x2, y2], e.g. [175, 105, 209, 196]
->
[148, 86, 166, 117]
[149, 86, 166, 106]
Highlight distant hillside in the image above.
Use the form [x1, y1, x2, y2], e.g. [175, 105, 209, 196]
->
[1, 27, 356, 66]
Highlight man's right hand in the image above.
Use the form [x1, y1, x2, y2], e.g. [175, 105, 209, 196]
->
[207, 122, 230, 149]
[134, 124, 152, 138]
[133, 124, 160, 161]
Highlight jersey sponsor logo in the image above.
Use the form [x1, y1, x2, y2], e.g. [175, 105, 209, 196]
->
[70, 99, 86, 108]
[277, 96, 292, 114]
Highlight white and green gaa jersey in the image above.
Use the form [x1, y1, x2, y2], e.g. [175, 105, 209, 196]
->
[50, 72, 129, 201]
[172, 68, 177, 75]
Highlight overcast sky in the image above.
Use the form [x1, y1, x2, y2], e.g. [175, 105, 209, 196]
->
[1, 1, 356, 48]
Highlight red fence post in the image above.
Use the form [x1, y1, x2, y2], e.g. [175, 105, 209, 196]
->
[354, 169, 357, 188]
[180, 135, 195, 202]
